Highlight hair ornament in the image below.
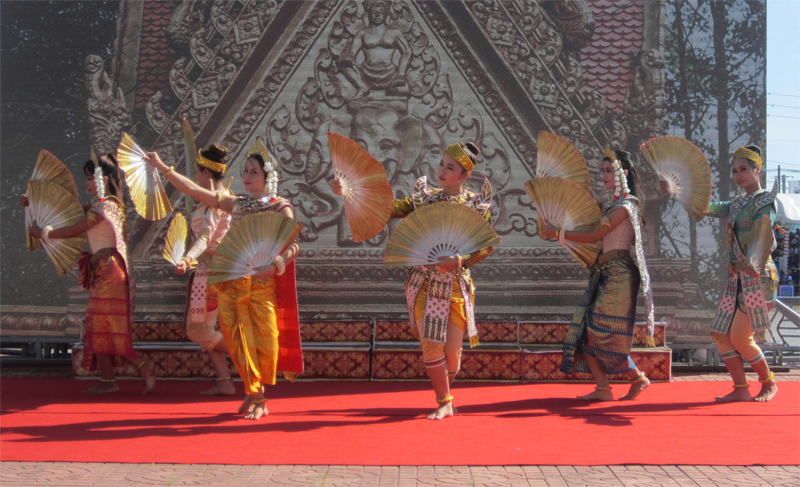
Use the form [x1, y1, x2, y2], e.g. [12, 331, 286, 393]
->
[733, 146, 763, 170]
[605, 145, 629, 200]
[196, 152, 227, 174]
[94, 165, 105, 201]
[445, 143, 475, 172]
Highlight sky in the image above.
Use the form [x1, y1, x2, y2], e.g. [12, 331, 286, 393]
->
[765, 0, 800, 189]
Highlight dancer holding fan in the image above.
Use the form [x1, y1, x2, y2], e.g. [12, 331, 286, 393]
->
[22, 153, 156, 394]
[702, 146, 779, 402]
[163, 143, 235, 396]
[538, 147, 655, 401]
[144, 138, 303, 419]
[329, 140, 497, 420]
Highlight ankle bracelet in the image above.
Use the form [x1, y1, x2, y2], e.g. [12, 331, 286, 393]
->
[733, 383, 750, 389]
[100, 378, 116, 383]
[216, 377, 232, 381]
[758, 371, 774, 384]
[436, 395, 454, 404]
[629, 371, 646, 383]
[251, 398, 268, 404]
[135, 361, 145, 371]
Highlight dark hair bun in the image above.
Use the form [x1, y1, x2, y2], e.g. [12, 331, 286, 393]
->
[207, 143, 229, 160]
[102, 153, 119, 168]
[464, 142, 480, 156]
[745, 145, 762, 157]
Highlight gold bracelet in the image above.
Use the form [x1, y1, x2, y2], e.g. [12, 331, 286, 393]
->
[457, 255, 463, 269]
[214, 191, 224, 208]
[436, 395, 454, 404]
[272, 255, 286, 276]
[595, 386, 611, 391]
[216, 377, 231, 381]
[164, 165, 174, 176]
[758, 371, 774, 384]
[629, 371, 646, 383]
[100, 378, 116, 383]
[733, 383, 750, 389]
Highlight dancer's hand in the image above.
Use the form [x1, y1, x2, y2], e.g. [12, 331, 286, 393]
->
[329, 178, 343, 195]
[143, 152, 169, 173]
[175, 259, 190, 275]
[435, 255, 460, 273]
[658, 178, 671, 195]
[253, 264, 277, 280]
[540, 221, 557, 239]
[29, 221, 42, 239]
[20, 194, 29, 207]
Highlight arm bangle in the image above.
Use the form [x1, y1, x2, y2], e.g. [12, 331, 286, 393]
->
[214, 191, 224, 208]
[164, 166, 174, 176]
[557, 226, 567, 244]
[273, 255, 286, 276]
[41, 225, 54, 244]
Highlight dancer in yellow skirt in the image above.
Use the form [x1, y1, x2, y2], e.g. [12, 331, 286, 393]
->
[173, 144, 235, 395]
[145, 140, 303, 419]
[331, 142, 493, 420]
[23, 155, 156, 394]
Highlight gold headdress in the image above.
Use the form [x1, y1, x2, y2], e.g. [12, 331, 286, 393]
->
[196, 151, 227, 174]
[733, 147, 763, 170]
[445, 143, 475, 172]
[603, 145, 617, 163]
[247, 137, 274, 165]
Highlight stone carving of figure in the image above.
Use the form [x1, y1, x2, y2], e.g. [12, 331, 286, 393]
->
[338, 0, 411, 97]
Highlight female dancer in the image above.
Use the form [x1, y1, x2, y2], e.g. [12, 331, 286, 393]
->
[23, 155, 156, 394]
[330, 142, 493, 420]
[175, 144, 234, 396]
[705, 145, 778, 402]
[144, 140, 303, 419]
[542, 148, 655, 401]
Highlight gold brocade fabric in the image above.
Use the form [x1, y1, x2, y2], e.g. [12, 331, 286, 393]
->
[82, 252, 137, 371]
[216, 276, 279, 394]
[414, 277, 470, 332]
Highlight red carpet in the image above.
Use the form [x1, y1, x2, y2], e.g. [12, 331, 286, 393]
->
[1, 378, 798, 465]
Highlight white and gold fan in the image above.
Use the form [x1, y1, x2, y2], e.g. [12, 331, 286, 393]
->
[742, 214, 774, 273]
[535, 131, 591, 189]
[27, 150, 80, 251]
[208, 212, 302, 284]
[26, 180, 88, 276]
[162, 213, 189, 266]
[640, 135, 711, 222]
[327, 132, 394, 242]
[183, 118, 197, 216]
[117, 132, 172, 220]
[383, 201, 501, 268]
[525, 176, 602, 268]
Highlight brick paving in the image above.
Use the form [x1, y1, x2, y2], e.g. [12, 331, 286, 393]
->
[0, 463, 798, 486]
[2, 368, 797, 486]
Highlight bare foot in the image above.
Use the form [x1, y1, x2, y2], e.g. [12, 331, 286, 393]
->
[753, 381, 778, 402]
[715, 387, 753, 403]
[139, 361, 156, 394]
[83, 381, 119, 394]
[243, 401, 268, 420]
[426, 402, 454, 420]
[577, 388, 614, 401]
[238, 395, 254, 414]
[200, 379, 236, 396]
[620, 376, 650, 401]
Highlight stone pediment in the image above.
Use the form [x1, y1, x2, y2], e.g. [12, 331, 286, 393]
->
[82, 0, 683, 318]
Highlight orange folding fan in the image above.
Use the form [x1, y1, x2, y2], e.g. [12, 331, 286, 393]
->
[327, 132, 394, 242]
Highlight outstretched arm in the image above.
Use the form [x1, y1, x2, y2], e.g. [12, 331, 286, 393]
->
[29, 213, 95, 240]
[541, 207, 629, 244]
[144, 152, 237, 214]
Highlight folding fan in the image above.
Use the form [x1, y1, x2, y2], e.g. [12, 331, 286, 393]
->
[208, 212, 302, 284]
[535, 131, 591, 189]
[741, 214, 774, 273]
[640, 135, 711, 222]
[327, 132, 394, 242]
[117, 132, 172, 220]
[183, 118, 197, 216]
[162, 213, 189, 266]
[525, 176, 602, 268]
[26, 150, 80, 251]
[383, 201, 501, 268]
[26, 180, 88, 276]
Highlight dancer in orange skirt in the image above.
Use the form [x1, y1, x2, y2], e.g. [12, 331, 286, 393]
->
[24, 155, 155, 394]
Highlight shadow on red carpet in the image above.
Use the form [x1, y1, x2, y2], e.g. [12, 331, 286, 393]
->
[1, 378, 797, 465]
